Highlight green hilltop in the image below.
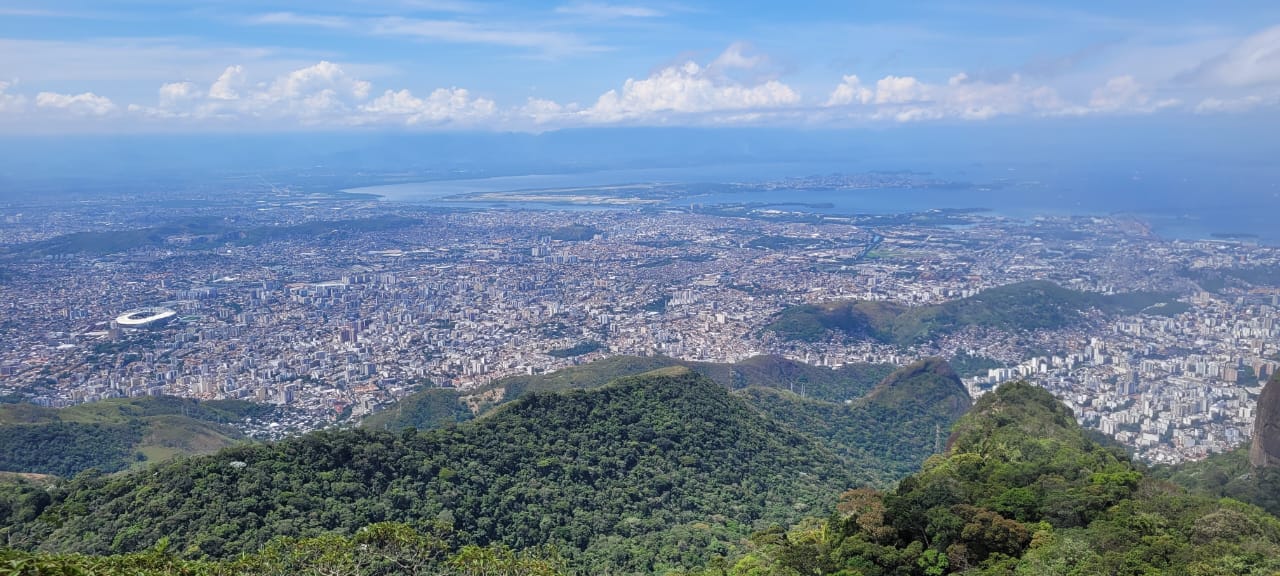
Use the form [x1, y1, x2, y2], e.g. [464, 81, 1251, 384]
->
[548, 223, 602, 241]
[1, 370, 858, 574]
[740, 358, 971, 485]
[363, 354, 896, 432]
[365, 355, 965, 487]
[767, 280, 1178, 345]
[6, 377, 1280, 575]
[0, 396, 267, 476]
[676, 382, 1280, 576]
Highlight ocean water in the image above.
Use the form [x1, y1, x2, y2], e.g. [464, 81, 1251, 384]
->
[346, 161, 1280, 245]
[346, 162, 852, 201]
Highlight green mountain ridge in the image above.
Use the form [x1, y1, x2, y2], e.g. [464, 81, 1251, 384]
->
[863, 357, 969, 416]
[767, 280, 1178, 345]
[675, 381, 1280, 575]
[0, 396, 267, 476]
[363, 354, 896, 432]
[367, 355, 967, 488]
[1, 369, 859, 574]
[5, 378, 1280, 575]
[740, 358, 971, 485]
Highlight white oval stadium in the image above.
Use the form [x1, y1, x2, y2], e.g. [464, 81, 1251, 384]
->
[115, 307, 177, 328]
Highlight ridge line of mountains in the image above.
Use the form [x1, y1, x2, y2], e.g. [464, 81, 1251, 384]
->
[4, 358, 1280, 574]
[0, 359, 969, 574]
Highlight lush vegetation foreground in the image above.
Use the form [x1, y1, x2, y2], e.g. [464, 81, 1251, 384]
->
[675, 382, 1280, 575]
[6, 377, 1280, 574]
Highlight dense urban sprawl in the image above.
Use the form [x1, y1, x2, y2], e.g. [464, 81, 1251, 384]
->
[2, 189, 1278, 463]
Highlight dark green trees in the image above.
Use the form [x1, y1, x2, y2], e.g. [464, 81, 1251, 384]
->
[680, 382, 1280, 575]
[3, 370, 853, 574]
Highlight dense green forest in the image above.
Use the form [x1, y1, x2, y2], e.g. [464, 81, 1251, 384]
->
[0, 396, 264, 476]
[0, 522, 567, 575]
[741, 359, 971, 485]
[674, 382, 1280, 575]
[767, 280, 1178, 344]
[6, 378, 1280, 574]
[364, 354, 895, 432]
[365, 356, 951, 487]
[1153, 446, 1280, 519]
[0, 369, 865, 574]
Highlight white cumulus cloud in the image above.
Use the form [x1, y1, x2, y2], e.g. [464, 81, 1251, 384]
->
[873, 76, 929, 105]
[17, 37, 1280, 131]
[359, 88, 496, 125]
[243, 61, 374, 121]
[709, 42, 765, 72]
[35, 91, 116, 115]
[585, 45, 800, 123]
[826, 75, 873, 106]
[824, 72, 1065, 122]
[941, 74, 1064, 120]
[127, 61, 498, 127]
[1088, 75, 1146, 110]
[209, 65, 245, 101]
[266, 61, 371, 102]
[158, 82, 197, 107]
[1074, 75, 1177, 115]
[518, 97, 579, 125]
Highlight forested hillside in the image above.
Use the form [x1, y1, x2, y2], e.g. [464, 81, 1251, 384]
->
[363, 354, 895, 431]
[1153, 447, 1280, 518]
[0, 522, 566, 576]
[675, 382, 1280, 575]
[0, 396, 266, 476]
[5, 378, 1280, 575]
[742, 358, 971, 485]
[1, 369, 858, 574]
[766, 280, 1176, 344]
[366, 355, 963, 488]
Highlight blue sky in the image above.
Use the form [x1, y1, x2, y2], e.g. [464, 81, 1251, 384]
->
[0, 1, 1278, 132]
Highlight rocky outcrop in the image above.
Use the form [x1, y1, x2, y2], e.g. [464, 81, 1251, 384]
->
[1251, 371, 1280, 467]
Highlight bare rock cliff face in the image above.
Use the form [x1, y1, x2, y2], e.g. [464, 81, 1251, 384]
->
[1251, 372, 1280, 468]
